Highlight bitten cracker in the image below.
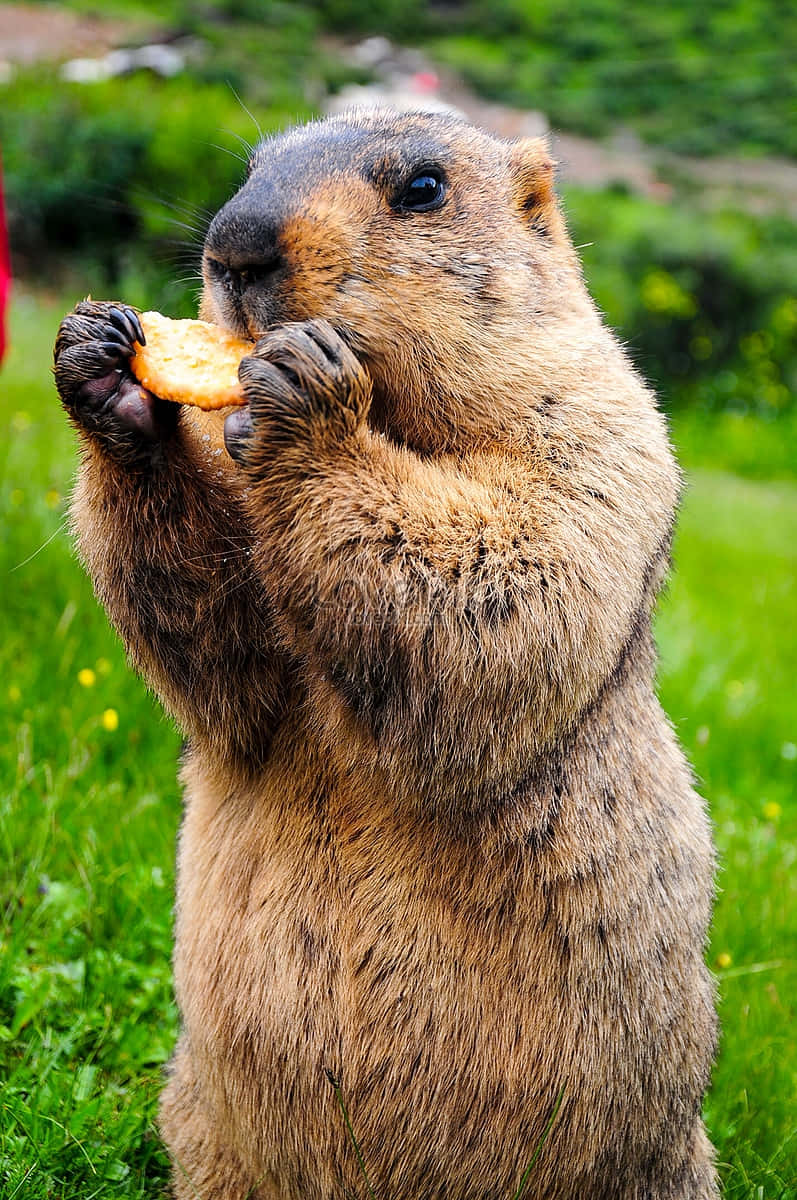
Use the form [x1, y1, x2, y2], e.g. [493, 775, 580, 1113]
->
[131, 311, 252, 410]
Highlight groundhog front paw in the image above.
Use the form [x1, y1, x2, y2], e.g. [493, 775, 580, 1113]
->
[54, 300, 176, 444]
[224, 319, 371, 465]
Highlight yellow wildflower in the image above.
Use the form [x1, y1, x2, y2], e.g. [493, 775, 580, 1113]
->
[101, 708, 119, 732]
[640, 270, 696, 318]
[77, 668, 96, 688]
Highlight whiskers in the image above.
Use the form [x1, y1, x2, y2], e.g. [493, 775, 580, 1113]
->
[208, 142, 251, 168]
[10, 519, 70, 572]
[226, 83, 264, 147]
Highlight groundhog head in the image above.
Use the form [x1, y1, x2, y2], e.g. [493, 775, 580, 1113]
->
[200, 109, 594, 452]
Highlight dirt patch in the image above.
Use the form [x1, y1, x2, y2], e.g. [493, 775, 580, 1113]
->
[0, 3, 137, 65]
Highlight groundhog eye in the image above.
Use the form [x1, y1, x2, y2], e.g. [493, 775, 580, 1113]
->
[396, 171, 446, 213]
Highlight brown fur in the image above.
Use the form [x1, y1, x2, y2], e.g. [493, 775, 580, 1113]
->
[54, 110, 718, 1199]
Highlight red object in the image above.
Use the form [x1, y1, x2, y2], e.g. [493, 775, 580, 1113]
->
[0, 155, 10, 365]
[412, 71, 440, 94]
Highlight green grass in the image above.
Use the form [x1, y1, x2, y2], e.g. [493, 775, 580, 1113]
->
[657, 468, 797, 1196]
[1, 288, 795, 1197]
[1, 290, 181, 1195]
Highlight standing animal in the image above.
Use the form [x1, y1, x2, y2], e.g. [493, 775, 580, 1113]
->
[54, 108, 718, 1200]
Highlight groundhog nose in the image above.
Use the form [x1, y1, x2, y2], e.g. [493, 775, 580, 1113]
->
[206, 191, 283, 268]
[205, 192, 288, 312]
[208, 257, 284, 298]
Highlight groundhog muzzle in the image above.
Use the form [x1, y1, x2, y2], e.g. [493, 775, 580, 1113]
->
[54, 109, 719, 1200]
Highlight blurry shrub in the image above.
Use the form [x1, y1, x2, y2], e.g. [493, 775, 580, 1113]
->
[566, 188, 797, 416]
[429, 0, 796, 157]
[307, 0, 429, 40]
[194, 3, 322, 110]
[5, 94, 146, 275]
[1, 1, 393, 303]
[2, 66, 312, 304]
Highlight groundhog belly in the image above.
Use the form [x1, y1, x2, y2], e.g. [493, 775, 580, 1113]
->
[172, 711, 715, 1200]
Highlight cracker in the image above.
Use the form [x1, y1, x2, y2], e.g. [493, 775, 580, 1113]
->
[130, 311, 252, 410]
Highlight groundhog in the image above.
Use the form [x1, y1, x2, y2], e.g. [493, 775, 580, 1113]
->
[54, 109, 718, 1200]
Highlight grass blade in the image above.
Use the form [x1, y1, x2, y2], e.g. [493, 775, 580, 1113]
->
[325, 1069, 378, 1200]
[510, 1084, 566, 1200]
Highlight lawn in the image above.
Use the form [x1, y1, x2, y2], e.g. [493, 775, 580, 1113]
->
[1, 288, 795, 1197]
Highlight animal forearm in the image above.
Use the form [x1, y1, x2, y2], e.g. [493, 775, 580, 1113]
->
[72, 433, 289, 764]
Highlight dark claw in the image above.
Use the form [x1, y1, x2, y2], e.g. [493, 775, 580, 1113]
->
[108, 306, 131, 335]
[99, 340, 134, 359]
[101, 324, 134, 349]
[109, 306, 144, 348]
[125, 307, 146, 346]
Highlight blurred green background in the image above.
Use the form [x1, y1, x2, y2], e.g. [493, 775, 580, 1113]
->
[1, 1, 795, 1197]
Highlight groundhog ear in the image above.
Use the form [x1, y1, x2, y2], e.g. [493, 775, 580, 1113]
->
[509, 137, 559, 237]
